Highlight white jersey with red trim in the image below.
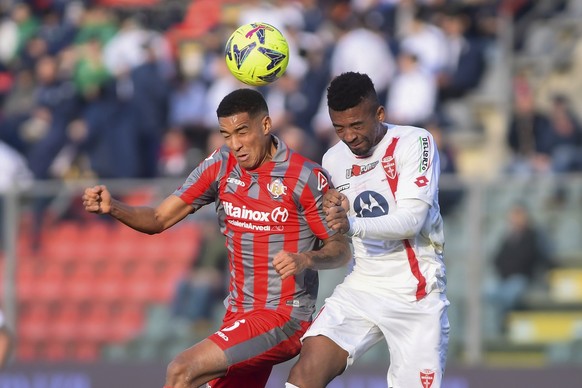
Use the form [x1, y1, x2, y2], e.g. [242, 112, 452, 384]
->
[322, 123, 446, 301]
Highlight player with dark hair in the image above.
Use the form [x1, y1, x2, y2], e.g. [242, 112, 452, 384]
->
[284, 72, 450, 388]
[82, 88, 351, 388]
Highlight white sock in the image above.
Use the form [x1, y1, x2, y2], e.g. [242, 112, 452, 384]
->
[285, 383, 300, 388]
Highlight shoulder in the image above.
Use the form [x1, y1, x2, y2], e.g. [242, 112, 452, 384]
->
[388, 124, 435, 151]
[322, 141, 349, 168]
[198, 145, 233, 170]
[389, 124, 431, 140]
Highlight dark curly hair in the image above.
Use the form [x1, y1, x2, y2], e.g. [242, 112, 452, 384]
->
[216, 88, 269, 118]
[327, 72, 379, 111]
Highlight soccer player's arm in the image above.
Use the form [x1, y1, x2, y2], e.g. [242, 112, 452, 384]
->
[345, 199, 429, 240]
[342, 134, 438, 240]
[83, 185, 194, 234]
[82, 152, 220, 234]
[302, 232, 351, 270]
[274, 168, 351, 280]
[274, 227, 351, 281]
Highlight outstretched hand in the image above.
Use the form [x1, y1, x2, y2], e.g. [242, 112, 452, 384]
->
[82, 185, 112, 214]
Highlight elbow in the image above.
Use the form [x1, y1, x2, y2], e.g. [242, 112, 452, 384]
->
[401, 227, 421, 239]
[339, 240, 353, 265]
[141, 221, 166, 235]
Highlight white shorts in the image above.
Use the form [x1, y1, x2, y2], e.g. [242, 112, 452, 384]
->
[303, 283, 450, 388]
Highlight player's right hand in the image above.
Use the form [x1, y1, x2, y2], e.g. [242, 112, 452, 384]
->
[82, 185, 112, 214]
[273, 250, 309, 280]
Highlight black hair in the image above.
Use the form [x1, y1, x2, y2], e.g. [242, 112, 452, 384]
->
[327, 72, 379, 111]
[216, 88, 269, 118]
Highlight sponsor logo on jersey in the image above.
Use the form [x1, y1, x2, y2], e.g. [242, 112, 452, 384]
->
[381, 156, 396, 179]
[419, 136, 430, 173]
[224, 201, 288, 231]
[353, 191, 389, 218]
[414, 176, 429, 187]
[267, 178, 287, 198]
[336, 183, 350, 192]
[346, 161, 379, 178]
[227, 177, 246, 187]
[285, 299, 301, 307]
[317, 171, 328, 191]
[215, 319, 247, 342]
[222, 319, 246, 332]
[420, 369, 435, 388]
[215, 331, 229, 341]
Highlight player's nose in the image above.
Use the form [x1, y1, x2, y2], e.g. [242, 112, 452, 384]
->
[343, 129, 358, 143]
[229, 134, 243, 150]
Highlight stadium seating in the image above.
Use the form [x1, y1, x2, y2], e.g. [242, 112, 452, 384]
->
[507, 311, 582, 344]
[14, 218, 201, 361]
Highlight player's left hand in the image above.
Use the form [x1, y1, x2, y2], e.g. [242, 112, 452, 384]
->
[323, 189, 350, 213]
[273, 251, 309, 280]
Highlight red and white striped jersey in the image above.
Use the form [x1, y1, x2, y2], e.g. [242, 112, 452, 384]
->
[174, 136, 334, 321]
[322, 124, 447, 302]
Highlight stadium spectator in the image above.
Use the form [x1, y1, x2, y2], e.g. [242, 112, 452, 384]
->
[11, 3, 40, 59]
[128, 38, 171, 178]
[398, 5, 448, 77]
[483, 202, 554, 338]
[158, 129, 189, 177]
[0, 10, 18, 66]
[82, 88, 351, 387]
[386, 50, 437, 127]
[505, 71, 554, 175]
[435, 4, 486, 103]
[546, 94, 582, 174]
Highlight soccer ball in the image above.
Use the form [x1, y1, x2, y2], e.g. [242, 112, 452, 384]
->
[225, 22, 289, 86]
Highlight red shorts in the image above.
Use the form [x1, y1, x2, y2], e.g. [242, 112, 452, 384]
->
[207, 309, 310, 388]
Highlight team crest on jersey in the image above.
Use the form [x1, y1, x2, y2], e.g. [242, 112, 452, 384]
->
[420, 369, 435, 388]
[353, 191, 389, 218]
[267, 178, 287, 198]
[317, 171, 328, 191]
[382, 156, 397, 179]
[346, 161, 379, 178]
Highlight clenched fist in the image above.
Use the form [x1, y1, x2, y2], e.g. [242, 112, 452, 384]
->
[82, 185, 112, 214]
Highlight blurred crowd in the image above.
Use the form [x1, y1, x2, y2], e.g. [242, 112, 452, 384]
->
[0, 0, 580, 188]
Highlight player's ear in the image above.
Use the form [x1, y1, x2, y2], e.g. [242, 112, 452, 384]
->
[376, 105, 385, 122]
[262, 115, 272, 135]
